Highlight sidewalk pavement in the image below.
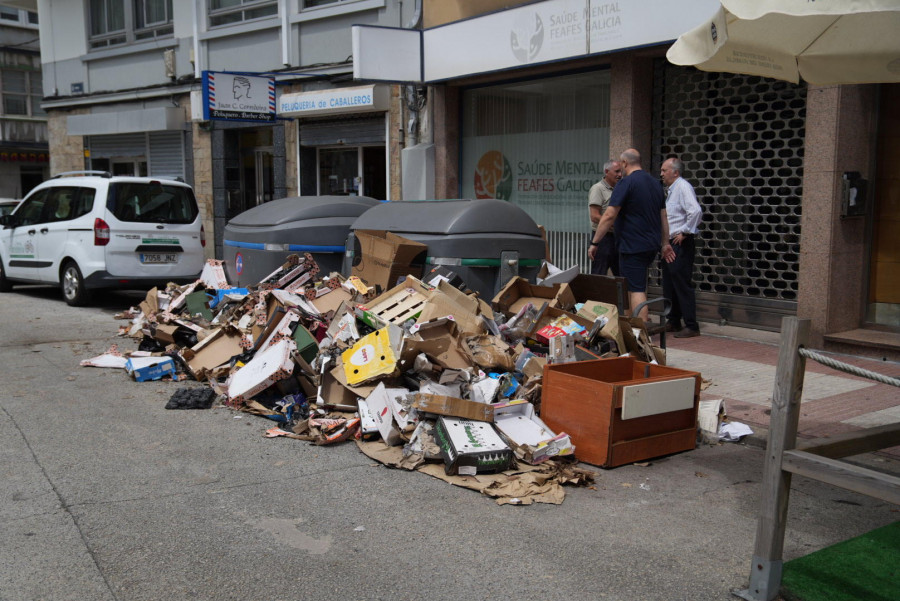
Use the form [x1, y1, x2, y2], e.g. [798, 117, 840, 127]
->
[661, 324, 900, 459]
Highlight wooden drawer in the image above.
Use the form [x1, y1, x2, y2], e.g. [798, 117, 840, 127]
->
[541, 357, 701, 468]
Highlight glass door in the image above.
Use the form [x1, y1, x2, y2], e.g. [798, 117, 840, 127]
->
[318, 148, 360, 195]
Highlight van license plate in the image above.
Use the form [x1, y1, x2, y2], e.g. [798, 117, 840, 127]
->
[141, 253, 177, 264]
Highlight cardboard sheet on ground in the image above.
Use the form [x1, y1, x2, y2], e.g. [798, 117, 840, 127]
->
[355, 440, 594, 505]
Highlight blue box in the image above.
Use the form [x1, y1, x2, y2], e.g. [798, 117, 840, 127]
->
[126, 357, 177, 382]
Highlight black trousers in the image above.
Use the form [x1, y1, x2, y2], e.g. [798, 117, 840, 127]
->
[661, 235, 698, 331]
[590, 233, 619, 277]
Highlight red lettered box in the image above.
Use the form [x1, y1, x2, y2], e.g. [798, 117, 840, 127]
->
[541, 357, 701, 468]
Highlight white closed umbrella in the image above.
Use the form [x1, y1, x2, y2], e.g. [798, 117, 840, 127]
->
[667, 0, 900, 85]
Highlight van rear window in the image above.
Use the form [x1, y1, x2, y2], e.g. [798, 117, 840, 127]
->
[108, 182, 199, 224]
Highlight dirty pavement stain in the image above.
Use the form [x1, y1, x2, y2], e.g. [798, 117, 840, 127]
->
[248, 517, 333, 554]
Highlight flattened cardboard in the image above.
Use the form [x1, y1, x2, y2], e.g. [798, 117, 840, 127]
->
[413, 393, 494, 422]
[365, 382, 407, 446]
[200, 259, 229, 289]
[226, 338, 295, 403]
[491, 277, 576, 315]
[352, 229, 426, 291]
[434, 416, 513, 476]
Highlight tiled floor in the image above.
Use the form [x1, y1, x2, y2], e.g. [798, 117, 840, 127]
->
[662, 329, 900, 458]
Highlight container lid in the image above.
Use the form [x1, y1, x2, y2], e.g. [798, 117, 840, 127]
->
[228, 195, 379, 227]
[351, 199, 541, 236]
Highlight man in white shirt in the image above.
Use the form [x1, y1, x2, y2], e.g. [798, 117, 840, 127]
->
[660, 157, 703, 338]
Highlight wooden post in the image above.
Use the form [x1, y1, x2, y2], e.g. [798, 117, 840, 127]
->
[737, 317, 810, 601]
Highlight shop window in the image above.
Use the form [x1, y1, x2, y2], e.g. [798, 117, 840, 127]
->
[209, 0, 277, 27]
[88, 0, 173, 49]
[460, 70, 611, 271]
[1, 69, 44, 117]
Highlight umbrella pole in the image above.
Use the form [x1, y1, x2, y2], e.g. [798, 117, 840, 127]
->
[733, 317, 809, 601]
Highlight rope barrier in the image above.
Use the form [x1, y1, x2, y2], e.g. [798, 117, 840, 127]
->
[798, 348, 900, 388]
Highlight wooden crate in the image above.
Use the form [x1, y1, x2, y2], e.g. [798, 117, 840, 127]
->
[541, 357, 701, 468]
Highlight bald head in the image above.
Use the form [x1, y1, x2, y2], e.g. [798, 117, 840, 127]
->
[620, 148, 641, 175]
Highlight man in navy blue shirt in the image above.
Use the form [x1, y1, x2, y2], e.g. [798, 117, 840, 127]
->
[589, 148, 674, 320]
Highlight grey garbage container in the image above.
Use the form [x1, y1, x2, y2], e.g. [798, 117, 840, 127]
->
[224, 195, 379, 287]
[349, 199, 546, 299]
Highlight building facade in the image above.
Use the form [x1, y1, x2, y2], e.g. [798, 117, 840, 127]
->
[33, 0, 413, 259]
[0, 2, 48, 198]
[356, 0, 898, 358]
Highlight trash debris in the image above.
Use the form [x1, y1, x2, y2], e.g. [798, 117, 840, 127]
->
[165, 387, 217, 410]
[718, 421, 754, 442]
[88, 247, 701, 505]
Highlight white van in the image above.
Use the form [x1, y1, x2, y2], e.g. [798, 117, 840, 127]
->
[0, 172, 205, 306]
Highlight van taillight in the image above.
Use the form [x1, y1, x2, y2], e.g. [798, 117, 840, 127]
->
[200, 224, 206, 248]
[94, 218, 110, 246]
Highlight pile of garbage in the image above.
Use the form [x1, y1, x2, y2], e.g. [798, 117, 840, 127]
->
[82, 249, 669, 505]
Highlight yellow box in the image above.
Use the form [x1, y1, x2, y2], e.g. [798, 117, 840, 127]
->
[341, 325, 403, 386]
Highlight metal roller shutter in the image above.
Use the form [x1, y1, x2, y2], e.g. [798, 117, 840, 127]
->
[88, 133, 145, 158]
[149, 131, 184, 179]
[299, 117, 385, 146]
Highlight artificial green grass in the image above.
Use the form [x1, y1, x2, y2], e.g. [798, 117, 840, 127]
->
[781, 520, 899, 601]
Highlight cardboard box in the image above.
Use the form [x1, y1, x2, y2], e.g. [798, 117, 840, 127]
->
[493, 401, 574, 464]
[541, 357, 701, 468]
[357, 276, 434, 329]
[154, 323, 180, 344]
[181, 327, 244, 380]
[415, 279, 484, 338]
[341, 324, 403, 386]
[401, 318, 471, 371]
[413, 393, 494, 423]
[226, 339, 296, 404]
[125, 356, 176, 382]
[577, 300, 625, 353]
[352, 230, 427, 292]
[491, 277, 576, 315]
[434, 416, 513, 476]
[319, 365, 376, 408]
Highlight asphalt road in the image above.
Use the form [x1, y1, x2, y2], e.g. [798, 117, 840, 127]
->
[1, 284, 897, 601]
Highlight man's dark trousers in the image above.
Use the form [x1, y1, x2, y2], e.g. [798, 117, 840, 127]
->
[590, 233, 619, 276]
[662, 235, 698, 331]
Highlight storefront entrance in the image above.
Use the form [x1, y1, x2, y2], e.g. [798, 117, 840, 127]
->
[869, 84, 900, 327]
[317, 146, 386, 198]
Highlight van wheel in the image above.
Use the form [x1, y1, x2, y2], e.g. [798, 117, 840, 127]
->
[61, 262, 92, 306]
[0, 261, 12, 292]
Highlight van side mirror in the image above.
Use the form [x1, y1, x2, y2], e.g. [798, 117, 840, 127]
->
[0, 214, 16, 228]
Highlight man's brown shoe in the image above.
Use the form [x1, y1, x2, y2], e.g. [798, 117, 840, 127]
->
[674, 328, 700, 338]
[665, 322, 681, 332]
